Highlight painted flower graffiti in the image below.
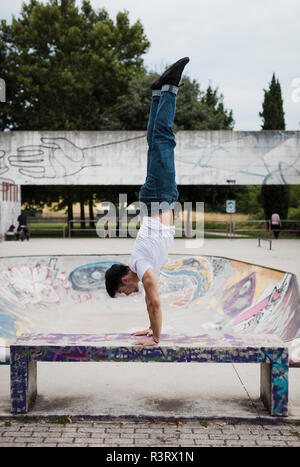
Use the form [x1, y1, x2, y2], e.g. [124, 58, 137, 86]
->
[0, 262, 70, 305]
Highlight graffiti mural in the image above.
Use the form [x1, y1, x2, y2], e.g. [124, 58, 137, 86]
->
[0, 254, 300, 365]
[69, 261, 123, 291]
[10, 332, 289, 415]
[0, 256, 76, 306]
[0, 134, 146, 184]
[0, 131, 300, 185]
[158, 256, 213, 307]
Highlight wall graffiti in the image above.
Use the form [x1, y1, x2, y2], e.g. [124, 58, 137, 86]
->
[0, 254, 300, 364]
[11, 334, 289, 415]
[0, 133, 146, 183]
[0, 260, 70, 305]
[176, 130, 300, 185]
[0, 131, 299, 185]
[69, 261, 123, 291]
[158, 256, 213, 308]
[11, 330, 284, 349]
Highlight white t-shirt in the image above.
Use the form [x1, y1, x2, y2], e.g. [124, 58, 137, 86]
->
[129, 216, 175, 281]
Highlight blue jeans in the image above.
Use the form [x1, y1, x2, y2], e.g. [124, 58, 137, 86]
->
[139, 86, 179, 215]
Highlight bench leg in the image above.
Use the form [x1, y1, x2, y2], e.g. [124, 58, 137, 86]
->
[11, 358, 37, 414]
[260, 362, 288, 416]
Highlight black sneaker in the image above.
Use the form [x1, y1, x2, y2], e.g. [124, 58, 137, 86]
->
[151, 57, 190, 90]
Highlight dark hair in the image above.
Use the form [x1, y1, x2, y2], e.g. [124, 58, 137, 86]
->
[105, 264, 129, 298]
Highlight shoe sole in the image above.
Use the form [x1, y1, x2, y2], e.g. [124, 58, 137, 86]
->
[151, 57, 190, 90]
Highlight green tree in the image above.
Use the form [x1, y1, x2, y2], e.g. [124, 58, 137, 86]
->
[259, 73, 289, 223]
[259, 185, 290, 221]
[101, 72, 234, 131]
[287, 186, 300, 235]
[259, 73, 285, 130]
[0, 0, 150, 130]
[99, 71, 157, 130]
[21, 185, 56, 215]
[199, 84, 234, 130]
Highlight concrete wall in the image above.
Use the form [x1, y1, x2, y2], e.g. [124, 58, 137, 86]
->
[0, 130, 299, 186]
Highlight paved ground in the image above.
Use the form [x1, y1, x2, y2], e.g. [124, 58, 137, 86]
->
[0, 417, 300, 447]
[1, 236, 299, 270]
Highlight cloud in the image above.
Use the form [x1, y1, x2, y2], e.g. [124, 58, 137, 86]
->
[98, 0, 300, 129]
[1, 0, 299, 129]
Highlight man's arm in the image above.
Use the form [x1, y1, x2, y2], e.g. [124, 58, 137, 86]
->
[132, 268, 162, 349]
[144, 269, 162, 342]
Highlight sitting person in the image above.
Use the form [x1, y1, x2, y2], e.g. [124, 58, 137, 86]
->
[17, 210, 29, 240]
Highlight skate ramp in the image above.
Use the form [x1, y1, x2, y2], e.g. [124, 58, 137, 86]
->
[0, 254, 300, 365]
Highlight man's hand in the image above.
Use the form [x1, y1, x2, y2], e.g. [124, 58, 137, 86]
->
[132, 337, 159, 350]
[131, 328, 153, 337]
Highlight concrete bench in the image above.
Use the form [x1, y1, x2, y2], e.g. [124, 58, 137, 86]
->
[10, 333, 289, 417]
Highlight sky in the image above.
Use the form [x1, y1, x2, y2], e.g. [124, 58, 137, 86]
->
[1, 0, 300, 130]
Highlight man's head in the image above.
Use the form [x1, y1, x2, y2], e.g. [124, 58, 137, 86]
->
[105, 264, 139, 297]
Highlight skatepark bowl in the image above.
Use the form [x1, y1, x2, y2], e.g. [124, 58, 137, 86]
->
[0, 253, 300, 418]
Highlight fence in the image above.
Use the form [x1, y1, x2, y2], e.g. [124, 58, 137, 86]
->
[68, 219, 98, 238]
[68, 219, 202, 238]
[203, 220, 229, 238]
[28, 217, 67, 238]
[233, 220, 271, 239]
[24, 217, 300, 239]
[233, 219, 300, 239]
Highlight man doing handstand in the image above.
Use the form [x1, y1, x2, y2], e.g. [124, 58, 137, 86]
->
[105, 57, 190, 349]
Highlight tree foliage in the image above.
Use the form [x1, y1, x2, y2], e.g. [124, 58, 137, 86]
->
[0, 0, 234, 133]
[259, 73, 285, 130]
[259, 184, 290, 221]
[0, 0, 150, 130]
[4, 0, 237, 218]
[259, 73, 289, 221]
[100, 73, 234, 131]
